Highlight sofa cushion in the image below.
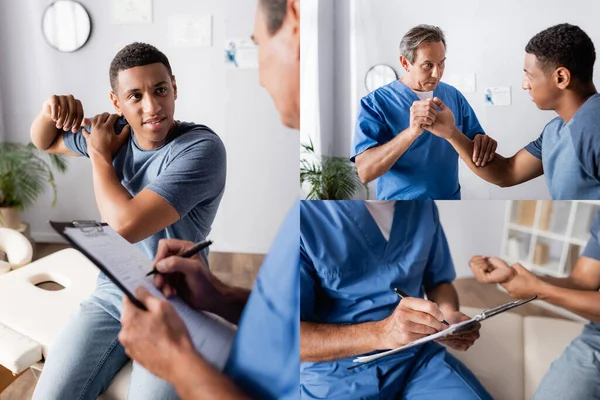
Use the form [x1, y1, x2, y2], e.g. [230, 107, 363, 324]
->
[448, 306, 524, 400]
[523, 316, 585, 399]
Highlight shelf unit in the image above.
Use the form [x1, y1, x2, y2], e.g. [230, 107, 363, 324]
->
[500, 200, 600, 321]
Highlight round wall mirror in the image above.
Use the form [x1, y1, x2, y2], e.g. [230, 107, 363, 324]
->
[365, 64, 398, 92]
[42, 1, 92, 53]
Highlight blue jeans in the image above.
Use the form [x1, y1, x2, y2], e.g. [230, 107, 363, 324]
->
[32, 276, 178, 400]
[532, 322, 600, 400]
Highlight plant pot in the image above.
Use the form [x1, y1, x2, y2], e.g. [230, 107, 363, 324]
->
[0, 208, 21, 229]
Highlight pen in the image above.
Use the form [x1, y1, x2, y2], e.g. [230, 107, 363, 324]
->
[146, 240, 213, 277]
[393, 287, 450, 326]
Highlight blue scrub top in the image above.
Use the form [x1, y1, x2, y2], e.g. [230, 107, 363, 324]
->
[525, 93, 600, 199]
[224, 201, 299, 400]
[351, 80, 485, 200]
[300, 200, 456, 397]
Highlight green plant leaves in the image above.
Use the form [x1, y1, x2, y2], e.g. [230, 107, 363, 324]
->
[0, 142, 68, 210]
[300, 139, 367, 200]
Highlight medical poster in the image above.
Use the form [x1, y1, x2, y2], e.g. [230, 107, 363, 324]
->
[168, 15, 212, 48]
[111, 0, 153, 25]
[224, 39, 258, 69]
[485, 86, 512, 106]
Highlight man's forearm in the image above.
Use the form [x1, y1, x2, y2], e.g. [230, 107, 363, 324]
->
[90, 156, 133, 235]
[537, 281, 600, 323]
[212, 285, 251, 325]
[356, 128, 420, 183]
[426, 282, 459, 317]
[30, 111, 60, 150]
[447, 130, 514, 187]
[172, 351, 249, 400]
[300, 321, 380, 362]
[538, 275, 592, 291]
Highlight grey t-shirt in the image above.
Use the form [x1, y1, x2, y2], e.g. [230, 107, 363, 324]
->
[582, 210, 600, 261]
[524, 93, 600, 199]
[62, 116, 226, 261]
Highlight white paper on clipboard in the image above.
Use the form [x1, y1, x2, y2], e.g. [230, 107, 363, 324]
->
[63, 226, 236, 370]
[352, 296, 537, 366]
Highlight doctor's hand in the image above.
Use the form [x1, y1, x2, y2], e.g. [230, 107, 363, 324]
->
[470, 256, 517, 284]
[409, 99, 437, 136]
[428, 97, 458, 139]
[42, 94, 91, 133]
[472, 134, 497, 167]
[119, 286, 197, 384]
[375, 297, 447, 350]
[152, 238, 226, 315]
[82, 113, 130, 162]
[435, 311, 481, 351]
[501, 263, 542, 299]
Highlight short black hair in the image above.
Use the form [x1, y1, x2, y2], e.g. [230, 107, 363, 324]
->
[259, 0, 287, 35]
[109, 42, 173, 91]
[525, 23, 596, 84]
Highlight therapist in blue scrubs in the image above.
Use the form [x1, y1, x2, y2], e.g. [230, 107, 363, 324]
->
[469, 210, 600, 399]
[434, 23, 600, 200]
[352, 24, 497, 200]
[117, 0, 300, 399]
[300, 200, 492, 399]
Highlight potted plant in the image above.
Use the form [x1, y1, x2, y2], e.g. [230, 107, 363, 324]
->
[300, 138, 368, 200]
[0, 142, 68, 228]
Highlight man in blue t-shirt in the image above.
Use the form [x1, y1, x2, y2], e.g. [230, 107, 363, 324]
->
[431, 23, 600, 200]
[469, 210, 600, 399]
[115, 1, 301, 399]
[30, 43, 226, 399]
[352, 24, 497, 200]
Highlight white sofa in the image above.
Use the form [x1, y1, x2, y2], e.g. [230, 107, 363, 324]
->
[450, 306, 584, 400]
[0, 250, 587, 399]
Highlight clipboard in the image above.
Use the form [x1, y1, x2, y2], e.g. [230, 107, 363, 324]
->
[448, 295, 538, 335]
[49, 220, 147, 310]
[348, 295, 538, 370]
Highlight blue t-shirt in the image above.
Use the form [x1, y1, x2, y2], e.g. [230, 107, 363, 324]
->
[62, 116, 226, 260]
[351, 80, 485, 200]
[524, 93, 600, 199]
[582, 210, 600, 260]
[224, 200, 299, 400]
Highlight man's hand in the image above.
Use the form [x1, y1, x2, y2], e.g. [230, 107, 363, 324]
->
[429, 97, 458, 139]
[152, 239, 225, 314]
[82, 113, 130, 162]
[472, 134, 497, 167]
[374, 297, 446, 350]
[43, 94, 91, 133]
[435, 311, 481, 351]
[501, 263, 542, 298]
[470, 256, 517, 284]
[409, 99, 437, 136]
[119, 286, 196, 384]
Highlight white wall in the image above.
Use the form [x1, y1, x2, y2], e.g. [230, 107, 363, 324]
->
[0, 0, 298, 254]
[436, 201, 507, 278]
[326, 0, 600, 199]
[300, 0, 321, 155]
